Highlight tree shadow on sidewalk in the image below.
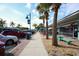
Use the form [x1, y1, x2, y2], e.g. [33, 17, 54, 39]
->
[5, 53, 14, 56]
[57, 44, 79, 50]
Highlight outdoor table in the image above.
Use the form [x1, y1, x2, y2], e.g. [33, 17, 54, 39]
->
[0, 41, 5, 56]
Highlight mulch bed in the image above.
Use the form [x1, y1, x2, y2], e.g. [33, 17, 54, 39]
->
[42, 36, 79, 56]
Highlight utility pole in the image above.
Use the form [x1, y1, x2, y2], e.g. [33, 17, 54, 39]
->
[26, 13, 32, 39]
[29, 13, 31, 31]
[26, 13, 31, 30]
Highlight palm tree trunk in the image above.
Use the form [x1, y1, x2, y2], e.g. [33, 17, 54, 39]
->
[46, 19, 48, 39]
[43, 19, 45, 34]
[43, 19, 45, 27]
[52, 9, 58, 46]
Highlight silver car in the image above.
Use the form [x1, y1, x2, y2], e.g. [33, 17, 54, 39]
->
[0, 34, 18, 45]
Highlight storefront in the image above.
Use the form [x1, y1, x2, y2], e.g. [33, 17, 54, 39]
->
[49, 10, 79, 39]
[58, 10, 79, 39]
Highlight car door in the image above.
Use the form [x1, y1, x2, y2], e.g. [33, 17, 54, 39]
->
[2, 31, 11, 35]
[11, 30, 18, 37]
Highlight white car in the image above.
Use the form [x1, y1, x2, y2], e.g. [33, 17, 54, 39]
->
[0, 34, 18, 45]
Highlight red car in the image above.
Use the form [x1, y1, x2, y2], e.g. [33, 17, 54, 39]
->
[1, 30, 26, 38]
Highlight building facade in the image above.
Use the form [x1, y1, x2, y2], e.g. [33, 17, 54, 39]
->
[49, 10, 79, 40]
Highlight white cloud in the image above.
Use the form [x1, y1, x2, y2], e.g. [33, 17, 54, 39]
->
[31, 18, 43, 25]
[25, 3, 31, 9]
[0, 5, 27, 27]
[50, 17, 53, 20]
[0, 4, 8, 11]
[0, 4, 24, 17]
[14, 20, 29, 27]
[34, 4, 38, 7]
[12, 9, 24, 16]
[32, 9, 39, 15]
[32, 9, 36, 13]
[0, 5, 28, 27]
[32, 16, 37, 19]
[31, 18, 43, 28]
[61, 3, 79, 16]
[25, 3, 31, 13]
[0, 4, 32, 28]
[1, 17, 28, 27]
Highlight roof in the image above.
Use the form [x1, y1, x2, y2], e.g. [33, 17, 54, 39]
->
[49, 10, 79, 28]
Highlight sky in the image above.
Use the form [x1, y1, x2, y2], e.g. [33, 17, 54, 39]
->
[0, 3, 79, 28]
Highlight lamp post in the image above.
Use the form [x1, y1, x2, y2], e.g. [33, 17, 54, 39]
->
[26, 13, 31, 39]
[26, 13, 31, 30]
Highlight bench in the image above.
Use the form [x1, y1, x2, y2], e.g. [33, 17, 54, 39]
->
[58, 36, 72, 45]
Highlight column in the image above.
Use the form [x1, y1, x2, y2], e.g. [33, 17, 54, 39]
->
[58, 27, 61, 35]
[78, 24, 79, 40]
[72, 26, 75, 38]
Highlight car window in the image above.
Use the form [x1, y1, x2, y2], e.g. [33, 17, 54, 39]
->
[12, 30, 18, 32]
[12, 29, 21, 32]
[3, 31, 10, 33]
[1, 30, 12, 34]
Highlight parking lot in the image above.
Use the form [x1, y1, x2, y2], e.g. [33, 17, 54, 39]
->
[5, 44, 16, 56]
[0, 27, 36, 56]
[5, 38, 30, 56]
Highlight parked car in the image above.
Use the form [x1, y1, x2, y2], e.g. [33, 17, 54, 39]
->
[0, 34, 18, 45]
[1, 30, 26, 38]
[23, 30, 32, 35]
[0, 27, 15, 33]
[23, 30, 33, 39]
[29, 29, 36, 34]
[31, 30, 36, 34]
[23, 29, 36, 34]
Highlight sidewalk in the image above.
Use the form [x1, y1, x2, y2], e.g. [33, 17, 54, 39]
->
[19, 32, 48, 56]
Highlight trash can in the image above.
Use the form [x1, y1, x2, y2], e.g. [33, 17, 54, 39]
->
[0, 41, 5, 56]
[26, 34, 31, 39]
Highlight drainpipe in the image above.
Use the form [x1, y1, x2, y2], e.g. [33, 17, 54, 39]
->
[78, 23, 79, 40]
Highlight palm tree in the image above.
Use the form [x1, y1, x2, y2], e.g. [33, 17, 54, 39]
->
[37, 3, 51, 39]
[38, 23, 44, 28]
[39, 15, 45, 27]
[51, 3, 61, 46]
[39, 15, 45, 34]
[10, 21, 15, 28]
[16, 24, 21, 28]
[37, 3, 61, 46]
[0, 18, 6, 28]
[32, 24, 37, 29]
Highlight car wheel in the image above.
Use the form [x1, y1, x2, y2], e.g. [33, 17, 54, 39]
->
[6, 40, 14, 45]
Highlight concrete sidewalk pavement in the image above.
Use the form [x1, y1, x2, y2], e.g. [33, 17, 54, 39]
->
[19, 32, 48, 56]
